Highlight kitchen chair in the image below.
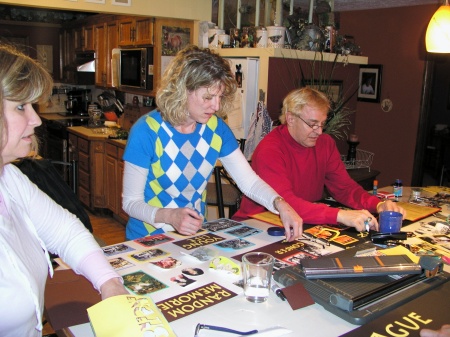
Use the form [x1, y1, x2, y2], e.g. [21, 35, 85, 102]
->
[14, 158, 93, 233]
[206, 139, 246, 218]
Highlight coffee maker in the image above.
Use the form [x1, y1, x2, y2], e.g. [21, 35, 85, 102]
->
[65, 89, 91, 115]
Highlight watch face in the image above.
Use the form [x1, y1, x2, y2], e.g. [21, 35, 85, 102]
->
[274, 196, 284, 211]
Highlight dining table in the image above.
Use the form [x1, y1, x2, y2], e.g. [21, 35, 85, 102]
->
[47, 186, 450, 337]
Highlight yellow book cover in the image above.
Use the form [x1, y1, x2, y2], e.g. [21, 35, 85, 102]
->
[396, 201, 441, 222]
[250, 211, 283, 227]
[87, 294, 177, 337]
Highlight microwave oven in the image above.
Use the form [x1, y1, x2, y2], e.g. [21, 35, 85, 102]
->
[116, 47, 154, 91]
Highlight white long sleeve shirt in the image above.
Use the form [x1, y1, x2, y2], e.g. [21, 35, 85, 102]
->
[0, 164, 120, 337]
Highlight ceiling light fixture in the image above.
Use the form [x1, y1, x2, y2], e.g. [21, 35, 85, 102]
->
[426, 0, 450, 53]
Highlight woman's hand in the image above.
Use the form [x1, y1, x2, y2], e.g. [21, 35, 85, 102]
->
[276, 199, 303, 241]
[100, 277, 128, 300]
[337, 209, 378, 232]
[420, 325, 450, 337]
[376, 200, 407, 218]
[156, 207, 203, 235]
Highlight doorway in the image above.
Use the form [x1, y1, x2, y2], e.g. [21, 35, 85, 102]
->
[413, 54, 450, 187]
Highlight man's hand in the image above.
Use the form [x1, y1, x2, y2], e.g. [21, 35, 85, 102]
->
[376, 200, 406, 218]
[337, 209, 378, 232]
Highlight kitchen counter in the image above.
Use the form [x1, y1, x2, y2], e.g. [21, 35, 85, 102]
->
[67, 126, 113, 140]
[39, 113, 89, 121]
[107, 138, 127, 148]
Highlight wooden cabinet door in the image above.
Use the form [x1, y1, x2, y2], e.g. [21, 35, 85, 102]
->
[105, 154, 118, 213]
[61, 28, 76, 83]
[95, 20, 118, 87]
[117, 154, 129, 222]
[74, 25, 94, 51]
[91, 140, 106, 208]
[74, 26, 84, 51]
[106, 20, 118, 87]
[94, 23, 107, 86]
[134, 17, 154, 45]
[84, 25, 95, 51]
[118, 17, 134, 46]
[118, 16, 154, 46]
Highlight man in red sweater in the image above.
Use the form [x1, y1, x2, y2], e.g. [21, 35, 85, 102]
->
[233, 87, 405, 232]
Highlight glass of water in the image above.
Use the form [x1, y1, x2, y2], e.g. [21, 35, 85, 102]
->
[242, 252, 274, 303]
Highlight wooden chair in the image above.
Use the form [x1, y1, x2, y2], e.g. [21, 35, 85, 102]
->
[206, 139, 246, 218]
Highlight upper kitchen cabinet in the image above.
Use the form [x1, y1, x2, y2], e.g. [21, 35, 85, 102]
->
[61, 28, 76, 83]
[74, 24, 95, 52]
[95, 17, 119, 87]
[118, 16, 154, 46]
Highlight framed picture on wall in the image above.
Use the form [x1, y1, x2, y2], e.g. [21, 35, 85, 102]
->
[357, 64, 383, 103]
[303, 80, 343, 105]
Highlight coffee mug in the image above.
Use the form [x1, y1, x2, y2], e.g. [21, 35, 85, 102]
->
[379, 211, 403, 233]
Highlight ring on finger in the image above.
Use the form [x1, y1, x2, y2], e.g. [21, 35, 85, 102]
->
[364, 217, 372, 232]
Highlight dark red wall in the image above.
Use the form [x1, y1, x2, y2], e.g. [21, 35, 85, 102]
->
[267, 5, 439, 186]
[267, 4, 440, 188]
[338, 4, 439, 187]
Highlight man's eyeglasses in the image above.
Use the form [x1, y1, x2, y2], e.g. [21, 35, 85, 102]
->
[292, 113, 326, 131]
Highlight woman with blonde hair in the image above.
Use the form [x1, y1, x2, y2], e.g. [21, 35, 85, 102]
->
[122, 45, 302, 240]
[0, 45, 127, 337]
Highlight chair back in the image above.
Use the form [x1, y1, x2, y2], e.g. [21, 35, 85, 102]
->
[14, 158, 93, 232]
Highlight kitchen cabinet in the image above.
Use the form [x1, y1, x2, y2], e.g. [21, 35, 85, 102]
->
[61, 28, 76, 83]
[118, 16, 154, 46]
[105, 140, 128, 223]
[74, 24, 95, 52]
[95, 19, 119, 87]
[68, 130, 106, 210]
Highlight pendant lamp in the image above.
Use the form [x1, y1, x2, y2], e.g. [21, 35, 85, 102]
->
[426, 0, 450, 53]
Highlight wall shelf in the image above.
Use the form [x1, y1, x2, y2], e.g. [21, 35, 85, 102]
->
[217, 48, 368, 103]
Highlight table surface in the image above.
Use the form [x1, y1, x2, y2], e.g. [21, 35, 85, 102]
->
[63, 187, 450, 337]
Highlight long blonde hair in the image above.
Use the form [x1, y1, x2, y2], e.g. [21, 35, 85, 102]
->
[156, 45, 237, 126]
[0, 44, 53, 168]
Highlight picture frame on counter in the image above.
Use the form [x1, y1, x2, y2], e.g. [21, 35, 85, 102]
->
[112, 0, 131, 6]
[358, 64, 383, 103]
[85, 0, 105, 3]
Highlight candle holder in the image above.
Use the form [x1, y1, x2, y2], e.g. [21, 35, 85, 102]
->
[346, 140, 360, 164]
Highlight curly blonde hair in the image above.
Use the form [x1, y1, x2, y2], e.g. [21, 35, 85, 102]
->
[156, 45, 237, 126]
[279, 87, 330, 124]
[0, 44, 53, 168]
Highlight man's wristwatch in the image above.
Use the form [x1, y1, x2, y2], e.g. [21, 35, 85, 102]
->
[273, 196, 285, 211]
